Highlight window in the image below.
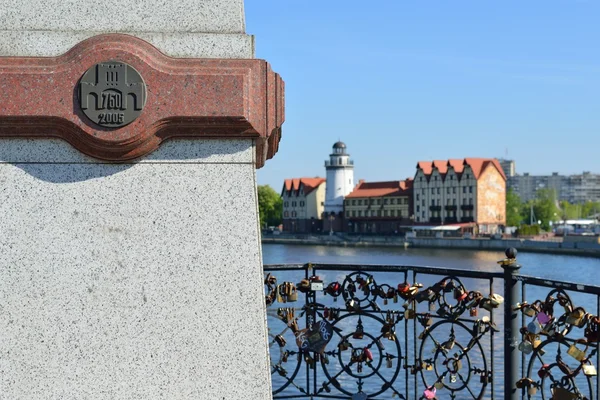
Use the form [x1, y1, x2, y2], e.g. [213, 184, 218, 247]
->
[416, 194, 420, 201]
[446, 199, 450, 205]
[453, 187, 456, 194]
[384, 210, 388, 217]
[437, 199, 440, 206]
[390, 210, 395, 217]
[417, 205, 420, 212]
[377, 210, 381, 217]
[453, 199, 456, 205]
[431, 188, 435, 194]
[447, 187, 450, 194]
[435, 176, 438, 181]
[469, 198, 473, 205]
[358, 210, 362, 217]
[422, 199, 425, 206]
[384, 199, 389, 205]
[437, 188, 440, 194]
[431, 199, 435, 206]
[462, 187, 466, 194]
[346, 212, 350, 218]
[398, 211, 402, 218]
[358, 200, 362, 205]
[377, 199, 381, 205]
[292, 201, 297, 207]
[422, 211, 425, 217]
[291, 211, 296, 217]
[338, 158, 341, 165]
[420, 177, 423, 182]
[469, 186, 473, 193]
[451, 175, 454, 180]
[417, 216, 420, 222]
[422, 189, 425, 194]
[300, 201, 305, 207]
[463, 198, 466, 205]
[284, 201, 288, 207]
[284, 211, 289, 217]
[466, 174, 470, 179]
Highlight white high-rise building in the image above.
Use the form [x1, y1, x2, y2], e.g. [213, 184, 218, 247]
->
[324, 141, 355, 214]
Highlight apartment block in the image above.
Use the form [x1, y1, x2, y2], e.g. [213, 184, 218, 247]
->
[413, 158, 506, 233]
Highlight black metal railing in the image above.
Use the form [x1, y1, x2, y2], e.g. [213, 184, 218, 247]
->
[263, 249, 600, 399]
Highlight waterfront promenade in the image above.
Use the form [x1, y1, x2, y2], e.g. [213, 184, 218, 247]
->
[262, 233, 600, 258]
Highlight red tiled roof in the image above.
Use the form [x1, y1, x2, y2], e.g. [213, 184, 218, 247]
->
[282, 177, 326, 195]
[416, 158, 506, 181]
[345, 179, 413, 198]
[464, 158, 507, 180]
[447, 159, 464, 174]
[432, 160, 448, 175]
[416, 161, 433, 175]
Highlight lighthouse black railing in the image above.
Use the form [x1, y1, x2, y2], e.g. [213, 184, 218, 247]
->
[263, 249, 600, 399]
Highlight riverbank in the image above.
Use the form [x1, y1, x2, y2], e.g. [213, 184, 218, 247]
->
[261, 235, 600, 258]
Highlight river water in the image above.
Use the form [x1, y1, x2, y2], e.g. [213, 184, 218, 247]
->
[263, 244, 600, 399]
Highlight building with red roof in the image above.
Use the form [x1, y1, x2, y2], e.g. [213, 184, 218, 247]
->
[413, 158, 506, 233]
[281, 177, 326, 233]
[343, 179, 414, 234]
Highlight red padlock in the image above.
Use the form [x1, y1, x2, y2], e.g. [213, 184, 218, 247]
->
[398, 282, 410, 293]
[363, 347, 373, 362]
[538, 364, 551, 379]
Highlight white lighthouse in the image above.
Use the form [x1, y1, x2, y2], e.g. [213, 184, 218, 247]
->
[324, 141, 355, 214]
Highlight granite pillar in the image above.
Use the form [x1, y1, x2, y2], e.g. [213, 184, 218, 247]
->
[0, 1, 283, 399]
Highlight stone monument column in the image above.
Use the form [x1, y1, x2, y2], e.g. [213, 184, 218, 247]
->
[0, 1, 283, 399]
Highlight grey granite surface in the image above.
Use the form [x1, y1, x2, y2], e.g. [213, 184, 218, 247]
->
[0, 139, 272, 399]
[0, 31, 254, 58]
[0, 0, 246, 33]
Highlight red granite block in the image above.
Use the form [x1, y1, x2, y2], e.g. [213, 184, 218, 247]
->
[0, 34, 285, 167]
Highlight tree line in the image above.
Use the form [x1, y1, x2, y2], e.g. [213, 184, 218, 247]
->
[506, 188, 600, 230]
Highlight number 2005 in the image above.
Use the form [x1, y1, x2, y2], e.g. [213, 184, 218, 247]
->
[98, 113, 125, 124]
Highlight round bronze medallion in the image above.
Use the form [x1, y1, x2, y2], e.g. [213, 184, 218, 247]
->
[79, 61, 147, 128]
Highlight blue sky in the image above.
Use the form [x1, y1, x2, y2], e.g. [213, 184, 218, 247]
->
[246, 1, 600, 190]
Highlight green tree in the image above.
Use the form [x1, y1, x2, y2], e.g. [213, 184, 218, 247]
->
[506, 188, 524, 227]
[581, 201, 600, 219]
[257, 185, 283, 228]
[533, 188, 560, 231]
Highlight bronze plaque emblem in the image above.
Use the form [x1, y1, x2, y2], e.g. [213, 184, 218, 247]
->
[79, 61, 147, 128]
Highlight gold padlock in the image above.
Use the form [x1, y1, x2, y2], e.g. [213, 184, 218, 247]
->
[434, 381, 444, 390]
[287, 284, 298, 302]
[532, 335, 545, 356]
[404, 308, 416, 320]
[567, 344, 586, 362]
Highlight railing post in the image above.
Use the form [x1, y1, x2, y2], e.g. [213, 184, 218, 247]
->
[500, 247, 522, 400]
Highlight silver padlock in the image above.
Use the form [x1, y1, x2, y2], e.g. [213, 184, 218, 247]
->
[583, 364, 597, 376]
[518, 341, 533, 355]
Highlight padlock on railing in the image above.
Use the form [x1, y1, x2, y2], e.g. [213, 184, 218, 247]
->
[566, 307, 587, 327]
[585, 316, 600, 342]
